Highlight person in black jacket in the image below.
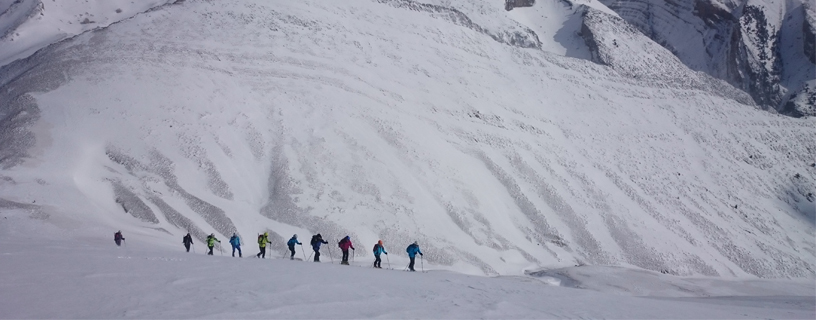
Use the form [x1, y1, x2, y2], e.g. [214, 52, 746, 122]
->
[183, 233, 194, 252]
[310, 234, 329, 262]
[114, 231, 125, 246]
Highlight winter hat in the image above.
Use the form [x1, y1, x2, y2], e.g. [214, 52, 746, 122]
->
[293, 234, 297, 239]
[413, 241, 418, 245]
[264, 232, 269, 236]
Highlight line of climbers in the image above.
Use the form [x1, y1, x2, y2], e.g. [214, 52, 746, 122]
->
[172, 231, 424, 271]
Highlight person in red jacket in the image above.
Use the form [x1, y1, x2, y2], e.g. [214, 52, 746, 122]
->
[338, 236, 355, 265]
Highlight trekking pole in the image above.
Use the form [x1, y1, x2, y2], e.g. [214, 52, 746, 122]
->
[300, 244, 307, 261]
[307, 251, 313, 261]
[220, 245, 223, 256]
[386, 255, 391, 269]
[328, 246, 334, 264]
[421, 255, 424, 273]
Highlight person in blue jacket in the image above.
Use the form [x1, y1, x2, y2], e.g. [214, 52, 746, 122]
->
[406, 241, 423, 272]
[287, 234, 301, 260]
[229, 233, 242, 257]
[310, 234, 329, 262]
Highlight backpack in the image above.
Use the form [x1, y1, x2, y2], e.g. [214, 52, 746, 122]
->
[257, 234, 263, 242]
[406, 243, 417, 253]
[373, 244, 380, 254]
[310, 235, 318, 245]
[338, 238, 347, 247]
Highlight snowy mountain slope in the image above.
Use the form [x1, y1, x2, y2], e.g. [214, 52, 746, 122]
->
[578, 6, 755, 106]
[595, 0, 816, 116]
[1, 224, 813, 319]
[0, 0, 177, 67]
[0, 0, 814, 279]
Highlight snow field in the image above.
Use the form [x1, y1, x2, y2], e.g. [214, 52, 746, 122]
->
[0, 0, 813, 283]
[0, 216, 812, 319]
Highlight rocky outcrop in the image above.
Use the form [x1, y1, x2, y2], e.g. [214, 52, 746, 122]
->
[597, 0, 814, 116]
[505, 0, 536, 11]
[782, 80, 816, 117]
[579, 6, 754, 105]
[377, 0, 541, 49]
[734, 4, 783, 107]
[805, 3, 816, 65]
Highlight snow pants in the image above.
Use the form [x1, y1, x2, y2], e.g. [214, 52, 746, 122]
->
[232, 245, 242, 257]
[289, 245, 296, 259]
[409, 256, 416, 271]
[314, 250, 321, 262]
[115, 239, 122, 246]
[341, 250, 349, 263]
[208, 245, 215, 255]
[184, 243, 191, 252]
[374, 254, 382, 268]
[257, 246, 266, 258]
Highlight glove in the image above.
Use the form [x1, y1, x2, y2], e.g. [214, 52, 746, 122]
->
[420, 253, 423, 256]
[352, 248, 355, 250]
[385, 253, 388, 255]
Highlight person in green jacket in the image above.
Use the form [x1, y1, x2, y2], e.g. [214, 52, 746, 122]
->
[206, 233, 221, 255]
[256, 232, 272, 258]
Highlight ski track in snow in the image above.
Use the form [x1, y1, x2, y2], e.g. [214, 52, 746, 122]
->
[0, 0, 813, 285]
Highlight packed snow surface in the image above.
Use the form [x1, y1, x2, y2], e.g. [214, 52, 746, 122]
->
[0, 0, 814, 288]
[0, 219, 813, 319]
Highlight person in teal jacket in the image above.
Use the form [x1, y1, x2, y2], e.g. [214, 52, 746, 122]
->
[406, 241, 422, 271]
[206, 234, 221, 255]
[373, 240, 388, 268]
[229, 233, 241, 257]
[287, 234, 301, 260]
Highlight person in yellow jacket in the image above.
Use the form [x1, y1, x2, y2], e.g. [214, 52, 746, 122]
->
[256, 232, 272, 258]
[206, 233, 220, 255]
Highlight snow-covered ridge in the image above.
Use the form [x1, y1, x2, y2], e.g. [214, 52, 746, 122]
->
[0, 0, 178, 67]
[0, 0, 814, 278]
